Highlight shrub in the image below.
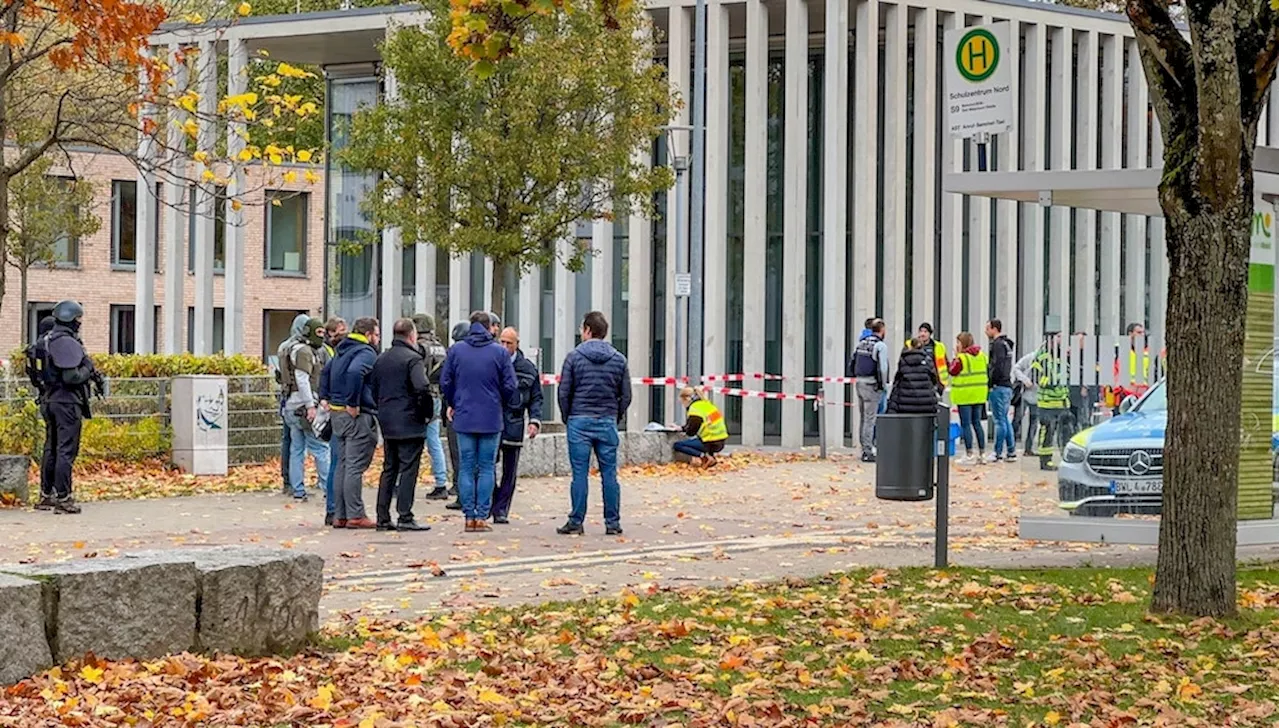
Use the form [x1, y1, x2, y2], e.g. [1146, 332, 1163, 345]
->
[8, 352, 268, 379]
[0, 393, 170, 464]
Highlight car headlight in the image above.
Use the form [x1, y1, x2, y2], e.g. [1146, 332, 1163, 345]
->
[1063, 442, 1086, 464]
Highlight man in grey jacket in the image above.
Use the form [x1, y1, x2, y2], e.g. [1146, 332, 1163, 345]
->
[850, 318, 890, 462]
[277, 314, 330, 502]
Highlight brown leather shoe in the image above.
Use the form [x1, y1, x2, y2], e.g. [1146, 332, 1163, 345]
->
[468, 519, 492, 533]
[345, 517, 377, 530]
[332, 519, 348, 529]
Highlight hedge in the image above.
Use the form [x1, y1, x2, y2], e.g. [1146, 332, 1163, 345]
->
[0, 397, 171, 463]
[8, 352, 268, 379]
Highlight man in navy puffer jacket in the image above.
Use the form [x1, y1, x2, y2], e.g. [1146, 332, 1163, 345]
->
[327, 316, 380, 529]
[556, 311, 632, 536]
[440, 311, 520, 532]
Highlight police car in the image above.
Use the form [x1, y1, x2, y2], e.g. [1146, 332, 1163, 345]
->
[1057, 381, 1168, 517]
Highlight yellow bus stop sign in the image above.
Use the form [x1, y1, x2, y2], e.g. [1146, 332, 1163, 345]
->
[956, 28, 1000, 83]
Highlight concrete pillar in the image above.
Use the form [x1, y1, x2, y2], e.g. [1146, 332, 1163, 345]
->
[379, 68, 402, 348]
[162, 45, 188, 355]
[627, 207, 652, 431]
[664, 6, 690, 424]
[518, 266, 541, 365]
[994, 20, 1020, 334]
[1123, 37, 1149, 330]
[821, 0, 849, 448]
[1098, 33, 1123, 337]
[192, 40, 218, 355]
[554, 236, 577, 420]
[134, 50, 158, 354]
[1048, 26, 1072, 331]
[701, 1, 729, 387]
[851, 0, 879, 330]
[414, 242, 436, 316]
[1020, 24, 1047, 344]
[590, 213, 612, 314]
[883, 3, 907, 342]
[224, 37, 248, 354]
[482, 256, 494, 313]
[910, 7, 937, 332]
[741, 0, 768, 446]
[449, 254, 470, 325]
[780, 0, 808, 447]
[938, 12, 964, 343]
[1073, 30, 1098, 336]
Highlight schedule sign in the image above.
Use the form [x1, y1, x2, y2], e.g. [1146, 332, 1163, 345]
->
[945, 23, 1013, 138]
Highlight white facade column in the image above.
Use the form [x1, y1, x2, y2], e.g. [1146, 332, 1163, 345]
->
[162, 45, 188, 355]
[379, 68, 403, 347]
[627, 207, 652, 430]
[821, 0, 849, 446]
[741, 0, 769, 445]
[781, 0, 808, 446]
[191, 40, 218, 355]
[851, 0, 879, 331]
[664, 6, 689, 419]
[1047, 26, 1071, 331]
[965, 19, 991, 335]
[1020, 24, 1046, 344]
[882, 3, 906, 344]
[938, 11, 963, 342]
[134, 52, 158, 354]
[1098, 33, 1123, 337]
[449, 254, 470, 325]
[414, 242, 436, 315]
[482, 256, 495, 313]
[1149, 115, 1167, 337]
[910, 7, 937, 332]
[224, 36, 248, 354]
[994, 20, 1020, 333]
[702, 1, 729, 387]
[553, 237, 577, 420]
[590, 214, 612, 314]
[1123, 37, 1148, 330]
[1073, 30, 1098, 336]
[517, 266, 541, 351]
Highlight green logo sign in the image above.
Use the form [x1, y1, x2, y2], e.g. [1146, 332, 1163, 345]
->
[956, 28, 1000, 82]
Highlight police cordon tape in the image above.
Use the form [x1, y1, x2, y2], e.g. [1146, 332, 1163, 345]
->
[534, 372, 868, 408]
[536, 372, 861, 386]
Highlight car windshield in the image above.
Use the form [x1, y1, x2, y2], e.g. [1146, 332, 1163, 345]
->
[1135, 382, 1167, 412]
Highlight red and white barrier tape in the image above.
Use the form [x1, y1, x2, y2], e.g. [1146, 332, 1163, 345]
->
[703, 386, 818, 402]
[538, 374, 691, 386]
[803, 375, 858, 384]
[701, 373, 787, 382]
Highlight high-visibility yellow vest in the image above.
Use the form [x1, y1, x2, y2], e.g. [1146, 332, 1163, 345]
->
[687, 399, 729, 443]
[950, 351, 989, 405]
[905, 338, 949, 385]
[1033, 350, 1069, 409]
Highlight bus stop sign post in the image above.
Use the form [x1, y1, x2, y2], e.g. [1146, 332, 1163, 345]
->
[935, 402, 950, 568]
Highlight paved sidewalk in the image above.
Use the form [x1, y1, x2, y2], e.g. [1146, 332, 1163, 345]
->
[0, 453, 1272, 619]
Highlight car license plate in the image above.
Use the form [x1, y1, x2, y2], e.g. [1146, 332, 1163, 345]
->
[1111, 479, 1162, 495]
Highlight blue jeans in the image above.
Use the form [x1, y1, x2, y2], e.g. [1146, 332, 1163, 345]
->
[325, 434, 339, 516]
[988, 385, 1014, 457]
[283, 407, 330, 498]
[673, 438, 706, 457]
[456, 431, 500, 520]
[566, 416, 621, 529]
[957, 404, 986, 453]
[424, 399, 448, 488]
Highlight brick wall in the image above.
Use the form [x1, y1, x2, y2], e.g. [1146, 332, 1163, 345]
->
[0, 149, 326, 358]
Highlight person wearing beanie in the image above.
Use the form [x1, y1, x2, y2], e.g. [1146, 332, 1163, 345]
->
[413, 313, 451, 499]
[905, 322, 949, 387]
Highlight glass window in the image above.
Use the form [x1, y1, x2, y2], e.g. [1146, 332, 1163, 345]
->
[110, 305, 136, 354]
[27, 302, 55, 345]
[50, 177, 80, 265]
[187, 185, 226, 272]
[112, 181, 137, 266]
[186, 306, 225, 354]
[263, 309, 308, 361]
[325, 75, 380, 321]
[266, 191, 308, 274]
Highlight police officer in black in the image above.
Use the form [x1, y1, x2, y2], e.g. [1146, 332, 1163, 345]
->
[40, 300, 104, 514]
[24, 316, 56, 509]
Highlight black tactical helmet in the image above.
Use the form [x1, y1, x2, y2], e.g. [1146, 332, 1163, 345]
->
[52, 300, 84, 324]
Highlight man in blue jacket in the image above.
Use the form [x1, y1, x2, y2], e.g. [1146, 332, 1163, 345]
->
[556, 311, 632, 536]
[327, 316, 380, 530]
[440, 311, 520, 533]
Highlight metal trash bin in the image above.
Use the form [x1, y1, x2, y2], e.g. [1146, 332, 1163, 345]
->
[875, 413, 936, 501]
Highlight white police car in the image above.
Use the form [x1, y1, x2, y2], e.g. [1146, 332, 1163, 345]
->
[1057, 381, 1167, 517]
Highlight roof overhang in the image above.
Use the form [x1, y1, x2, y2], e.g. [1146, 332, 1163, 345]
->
[944, 146, 1280, 216]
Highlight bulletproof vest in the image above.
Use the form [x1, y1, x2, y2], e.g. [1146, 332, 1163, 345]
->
[852, 336, 882, 378]
[25, 337, 46, 393]
[41, 329, 83, 391]
[276, 339, 307, 397]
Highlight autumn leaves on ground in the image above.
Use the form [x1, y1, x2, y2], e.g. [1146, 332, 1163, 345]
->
[1, 566, 1276, 727]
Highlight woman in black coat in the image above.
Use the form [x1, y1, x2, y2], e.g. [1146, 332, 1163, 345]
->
[886, 341, 943, 414]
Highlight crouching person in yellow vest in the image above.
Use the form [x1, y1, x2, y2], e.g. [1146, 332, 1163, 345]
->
[675, 386, 729, 467]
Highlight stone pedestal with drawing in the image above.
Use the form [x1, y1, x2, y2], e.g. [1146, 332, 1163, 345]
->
[171, 375, 229, 475]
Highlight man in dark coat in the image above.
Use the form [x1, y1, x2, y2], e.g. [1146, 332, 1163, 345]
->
[886, 340, 943, 414]
[440, 311, 520, 532]
[327, 317, 381, 529]
[556, 311, 632, 536]
[370, 319, 432, 531]
[491, 326, 543, 524]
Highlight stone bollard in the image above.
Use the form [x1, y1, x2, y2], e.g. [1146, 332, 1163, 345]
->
[0, 573, 54, 684]
[0, 454, 29, 505]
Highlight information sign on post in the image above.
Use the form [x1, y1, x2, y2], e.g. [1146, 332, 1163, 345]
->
[944, 23, 1013, 139]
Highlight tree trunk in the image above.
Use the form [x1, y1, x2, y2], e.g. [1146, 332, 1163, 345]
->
[18, 262, 28, 345]
[490, 258, 507, 325]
